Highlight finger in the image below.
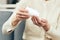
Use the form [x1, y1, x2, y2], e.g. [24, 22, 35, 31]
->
[19, 9, 28, 13]
[32, 16, 40, 25]
[40, 21, 47, 27]
[32, 16, 38, 24]
[34, 16, 41, 24]
[32, 16, 42, 26]
[18, 15, 29, 18]
[19, 15, 29, 19]
[31, 16, 37, 24]
[32, 16, 43, 26]
[32, 16, 41, 22]
[41, 18, 47, 23]
[32, 16, 48, 27]
[16, 15, 21, 20]
[16, 13, 29, 18]
[34, 17, 42, 26]
[16, 16, 29, 20]
[16, 12, 29, 16]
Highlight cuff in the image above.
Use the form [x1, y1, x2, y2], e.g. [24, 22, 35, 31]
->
[46, 25, 55, 35]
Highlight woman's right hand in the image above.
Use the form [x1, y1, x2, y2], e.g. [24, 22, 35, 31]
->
[16, 8, 30, 21]
[12, 8, 30, 26]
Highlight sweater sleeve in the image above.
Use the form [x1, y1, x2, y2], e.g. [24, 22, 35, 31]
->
[47, 14, 60, 38]
[2, 0, 30, 34]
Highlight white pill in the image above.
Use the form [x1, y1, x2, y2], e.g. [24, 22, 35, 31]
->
[26, 7, 40, 17]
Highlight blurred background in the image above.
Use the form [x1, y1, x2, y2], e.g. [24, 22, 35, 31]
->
[0, 0, 19, 9]
[0, 0, 19, 4]
[0, 0, 25, 40]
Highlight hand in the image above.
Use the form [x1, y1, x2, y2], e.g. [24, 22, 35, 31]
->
[16, 8, 30, 20]
[31, 16, 50, 31]
[11, 8, 30, 26]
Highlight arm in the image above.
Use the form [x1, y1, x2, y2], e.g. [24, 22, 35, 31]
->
[31, 15, 60, 38]
[47, 14, 60, 38]
[2, 0, 29, 34]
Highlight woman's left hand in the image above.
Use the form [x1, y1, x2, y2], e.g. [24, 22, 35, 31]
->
[31, 16, 50, 31]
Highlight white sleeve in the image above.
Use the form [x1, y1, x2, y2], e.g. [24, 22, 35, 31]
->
[47, 14, 60, 38]
[2, 0, 29, 34]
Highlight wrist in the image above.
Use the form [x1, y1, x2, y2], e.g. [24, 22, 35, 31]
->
[11, 18, 21, 26]
[43, 25, 50, 31]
